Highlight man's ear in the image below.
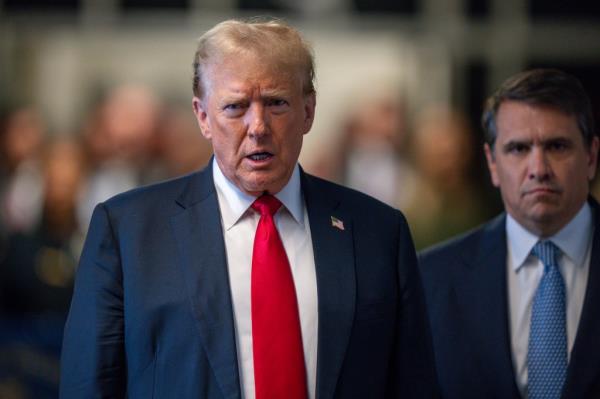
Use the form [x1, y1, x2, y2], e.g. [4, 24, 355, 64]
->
[484, 143, 500, 188]
[192, 96, 211, 140]
[302, 92, 316, 135]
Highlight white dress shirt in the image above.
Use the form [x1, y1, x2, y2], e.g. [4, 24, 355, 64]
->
[212, 158, 318, 399]
[506, 203, 593, 398]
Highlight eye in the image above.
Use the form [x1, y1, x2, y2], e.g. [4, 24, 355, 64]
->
[223, 102, 247, 117]
[546, 140, 570, 152]
[267, 99, 287, 106]
[223, 103, 244, 110]
[266, 98, 289, 113]
[505, 143, 530, 155]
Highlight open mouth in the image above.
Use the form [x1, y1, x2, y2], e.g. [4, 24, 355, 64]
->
[247, 152, 273, 161]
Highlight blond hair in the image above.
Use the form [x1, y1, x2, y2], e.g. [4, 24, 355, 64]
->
[192, 18, 315, 99]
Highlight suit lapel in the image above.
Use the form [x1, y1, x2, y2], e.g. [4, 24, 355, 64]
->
[170, 165, 241, 399]
[563, 198, 600, 398]
[456, 215, 521, 398]
[302, 172, 356, 399]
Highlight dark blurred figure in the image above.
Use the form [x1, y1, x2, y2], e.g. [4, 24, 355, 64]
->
[77, 84, 162, 230]
[313, 93, 418, 210]
[0, 106, 46, 235]
[0, 139, 87, 399]
[152, 102, 213, 179]
[405, 105, 489, 249]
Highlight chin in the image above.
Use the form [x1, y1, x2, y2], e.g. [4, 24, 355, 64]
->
[240, 181, 274, 196]
[529, 206, 559, 221]
[530, 210, 564, 231]
[247, 173, 289, 193]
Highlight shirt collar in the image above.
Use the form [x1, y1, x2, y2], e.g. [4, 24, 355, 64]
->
[506, 215, 539, 272]
[212, 157, 304, 230]
[506, 202, 592, 272]
[551, 202, 593, 267]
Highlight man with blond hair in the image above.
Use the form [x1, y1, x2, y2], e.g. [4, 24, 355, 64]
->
[60, 19, 438, 398]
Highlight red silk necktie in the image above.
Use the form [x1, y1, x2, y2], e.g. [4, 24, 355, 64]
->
[251, 194, 308, 399]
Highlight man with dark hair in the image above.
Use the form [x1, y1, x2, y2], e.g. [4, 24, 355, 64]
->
[60, 19, 438, 398]
[420, 68, 600, 399]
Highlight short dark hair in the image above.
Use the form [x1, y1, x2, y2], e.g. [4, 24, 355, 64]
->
[481, 68, 595, 149]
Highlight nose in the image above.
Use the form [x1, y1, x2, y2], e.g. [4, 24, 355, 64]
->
[528, 147, 552, 181]
[246, 103, 268, 139]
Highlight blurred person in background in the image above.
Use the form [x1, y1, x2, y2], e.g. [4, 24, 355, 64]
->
[405, 105, 489, 249]
[152, 101, 213, 179]
[0, 106, 46, 234]
[0, 138, 87, 399]
[420, 69, 600, 399]
[60, 18, 438, 398]
[313, 93, 418, 210]
[77, 84, 162, 231]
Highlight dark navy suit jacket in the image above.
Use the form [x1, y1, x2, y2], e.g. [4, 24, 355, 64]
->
[60, 162, 438, 398]
[419, 199, 600, 399]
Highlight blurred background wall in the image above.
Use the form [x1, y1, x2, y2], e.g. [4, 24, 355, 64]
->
[0, 0, 599, 397]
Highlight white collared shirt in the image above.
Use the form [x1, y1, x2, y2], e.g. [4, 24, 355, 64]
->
[506, 203, 593, 398]
[212, 158, 318, 399]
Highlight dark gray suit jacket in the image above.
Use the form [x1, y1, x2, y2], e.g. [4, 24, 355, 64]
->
[419, 199, 600, 399]
[60, 162, 438, 398]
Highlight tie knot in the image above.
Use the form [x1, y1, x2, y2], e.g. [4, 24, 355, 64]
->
[531, 240, 559, 269]
[251, 194, 282, 216]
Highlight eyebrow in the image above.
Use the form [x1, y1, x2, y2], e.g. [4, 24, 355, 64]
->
[260, 88, 291, 99]
[220, 87, 291, 99]
[501, 136, 574, 150]
[501, 140, 530, 151]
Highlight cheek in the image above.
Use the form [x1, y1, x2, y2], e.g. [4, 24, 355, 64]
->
[211, 138, 237, 168]
[496, 166, 525, 202]
[566, 166, 592, 196]
[555, 159, 585, 187]
[280, 135, 304, 164]
[212, 126, 244, 156]
[500, 160, 526, 183]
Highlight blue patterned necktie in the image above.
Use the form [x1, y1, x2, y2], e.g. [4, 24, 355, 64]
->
[527, 240, 567, 399]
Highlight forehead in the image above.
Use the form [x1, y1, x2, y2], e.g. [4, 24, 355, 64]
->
[495, 101, 582, 143]
[202, 53, 303, 98]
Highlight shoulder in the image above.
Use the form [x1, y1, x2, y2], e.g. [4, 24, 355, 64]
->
[101, 167, 210, 216]
[419, 227, 481, 265]
[301, 172, 412, 256]
[418, 214, 505, 275]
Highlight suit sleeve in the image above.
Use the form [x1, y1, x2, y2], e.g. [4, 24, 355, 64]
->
[60, 203, 127, 398]
[389, 211, 440, 398]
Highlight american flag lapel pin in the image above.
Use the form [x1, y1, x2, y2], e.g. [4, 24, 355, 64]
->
[331, 216, 345, 231]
